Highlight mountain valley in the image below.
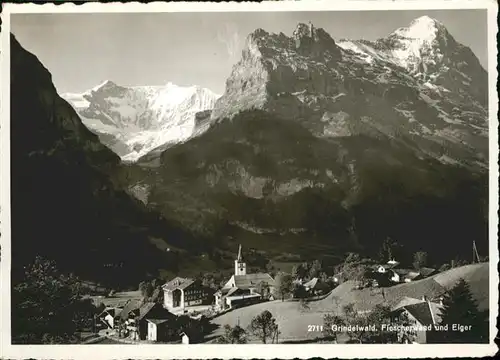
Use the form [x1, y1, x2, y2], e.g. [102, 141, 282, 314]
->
[121, 17, 489, 265]
[9, 15, 490, 286]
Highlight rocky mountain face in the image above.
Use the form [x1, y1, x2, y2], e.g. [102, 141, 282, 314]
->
[10, 35, 204, 287]
[63, 82, 220, 162]
[210, 17, 488, 171]
[123, 17, 488, 264]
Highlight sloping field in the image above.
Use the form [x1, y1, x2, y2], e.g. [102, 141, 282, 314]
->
[210, 300, 329, 342]
[209, 263, 490, 342]
[433, 262, 489, 310]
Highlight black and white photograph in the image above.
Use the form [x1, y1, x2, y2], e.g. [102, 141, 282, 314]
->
[1, 1, 498, 358]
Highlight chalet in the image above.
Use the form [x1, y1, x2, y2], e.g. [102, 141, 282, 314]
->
[114, 299, 142, 330]
[125, 301, 175, 341]
[375, 259, 401, 274]
[162, 277, 212, 312]
[392, 268, 413, 283]
[303, 277, 318, 292]
[215, 245, 275, 310]
[97, 306, 123, 329]
[391, 296, 444, 344]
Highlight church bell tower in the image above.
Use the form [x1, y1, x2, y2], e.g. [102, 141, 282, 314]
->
[234, 244, 247, 276]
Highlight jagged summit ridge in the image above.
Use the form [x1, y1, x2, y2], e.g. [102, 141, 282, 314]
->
[92, 79, 119, 92]
[209, 18, 488, 170]
[63, 81, 221, 161]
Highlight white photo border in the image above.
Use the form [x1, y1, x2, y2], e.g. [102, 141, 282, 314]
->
[1, 1, 498, 359]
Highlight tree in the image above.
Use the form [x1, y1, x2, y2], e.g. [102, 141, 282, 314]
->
[339, 254, 368, 287]
[248, 310, 279, 344]
[322, 313, 345, 343]
[341, 303, 370, 343]
[308, 260, 323, 279]
[292, 282, 307, 299]
[216, 324, 247, 344]
[365, 304, 413, 344]
[378, 237, 394, 262]
[351, 264, 369, 287]
[438, 278, 488, 343]
[274, 272, 293, 301]
[256, 281, 271, 299]
[299, 298, 311, 312]
[139, 280, 154, 299]
[439, 263, 451, 272]
[291, 263, 308, 280]
[412, 251, 428, 270]
[12, 256, 98, 344]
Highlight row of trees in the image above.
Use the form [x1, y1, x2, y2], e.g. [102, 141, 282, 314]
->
[216, 310, 280, 344]
[291, 260, 324, 280]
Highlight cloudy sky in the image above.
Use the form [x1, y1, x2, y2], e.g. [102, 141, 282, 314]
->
[11, 10, 488, 94]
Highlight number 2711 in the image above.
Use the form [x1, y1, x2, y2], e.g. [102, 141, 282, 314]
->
[308, 325, 324, 332]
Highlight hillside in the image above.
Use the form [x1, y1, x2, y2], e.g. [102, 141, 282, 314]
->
[210, 262, 489, 343]
[10, 34, 207, 288]
[123, 108, 488, 264]
[320, 262, 489, 313]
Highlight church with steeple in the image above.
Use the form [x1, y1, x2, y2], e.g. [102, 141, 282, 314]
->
[214, 245, 275, 310]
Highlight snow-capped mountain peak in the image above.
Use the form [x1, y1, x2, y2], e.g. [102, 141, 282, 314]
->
[210, 19, 487, 170]
[392, 15, 447, 42]
[383, 16, 455, 74]
[62, 81, 221, 162]
[336, 15, 486, 107]
[91, 79, 118, 92]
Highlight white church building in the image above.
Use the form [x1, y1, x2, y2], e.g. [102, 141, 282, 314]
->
[214, 245, 275, 310]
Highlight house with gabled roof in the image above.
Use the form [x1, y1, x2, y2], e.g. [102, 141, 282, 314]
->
[391, 296, 444, 344]
[162, 277, 212, 312]
[97, 306, 123, 329]
[125, 301, 176, 341]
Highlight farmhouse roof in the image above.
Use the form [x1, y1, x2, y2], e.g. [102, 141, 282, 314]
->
[391, 296, 423, 311]
[401, 301, 443, 326]
[304, 277, 319, 289]
[228, 273, 275, 289]
[162, 277, 195, 291]
[138, 301, 173, 322]
[404, 272, 421, 281]
[419, 267, 437, 277]
[146, 318, 169, 325]
[386, 261, 400, 269]
[117, 299, 142, 321]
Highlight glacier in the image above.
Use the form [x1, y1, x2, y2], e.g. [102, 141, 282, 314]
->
[62, 81, 221, 162]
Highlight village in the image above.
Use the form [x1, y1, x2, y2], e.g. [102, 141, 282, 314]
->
[86, 244, 488, 345]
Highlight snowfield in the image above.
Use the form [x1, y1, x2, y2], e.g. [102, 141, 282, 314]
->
[63, 81, 220, 161]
